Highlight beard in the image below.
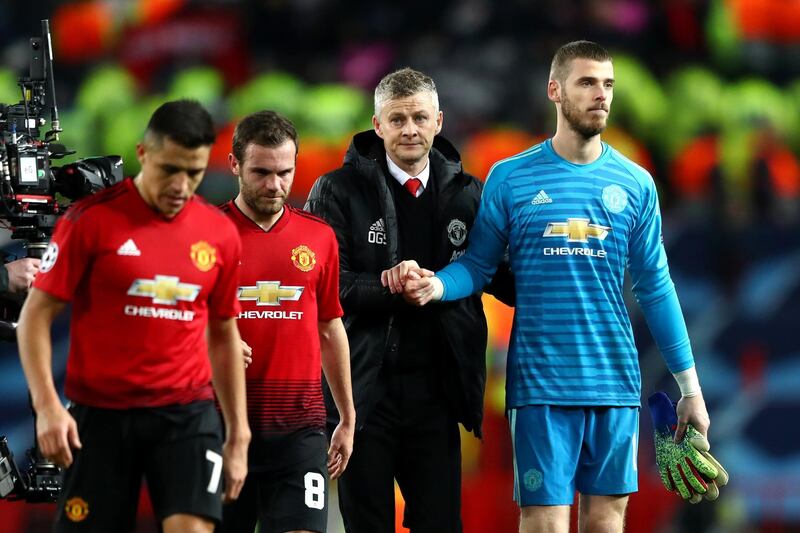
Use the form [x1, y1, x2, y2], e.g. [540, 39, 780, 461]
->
[241, 183, 289, 217]
[561, 91, 608, 139]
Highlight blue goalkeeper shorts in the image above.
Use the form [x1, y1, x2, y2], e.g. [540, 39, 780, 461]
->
[508, 405, 639, 506]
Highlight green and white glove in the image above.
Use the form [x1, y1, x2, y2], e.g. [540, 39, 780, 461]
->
[683, 424, 729, 501]
[648, 392, 729, 503]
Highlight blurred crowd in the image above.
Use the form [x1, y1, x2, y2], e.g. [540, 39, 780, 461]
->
[3, 0, 800, 223]
[1, 1, 799, 531]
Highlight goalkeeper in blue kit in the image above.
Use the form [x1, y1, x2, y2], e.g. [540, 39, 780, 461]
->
[382, 41, 726, 532]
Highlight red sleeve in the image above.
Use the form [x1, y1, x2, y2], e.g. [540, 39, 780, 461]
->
[208, 221, 242, 319]
[33, 214, 92, 302]
[317, 226, 343, 321]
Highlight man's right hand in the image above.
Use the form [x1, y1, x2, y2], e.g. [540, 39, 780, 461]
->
[221, 432, 250, 502]
[648, 392, 727, 503]
[6, 258, 40, 293]
[380, 260, 434, 294]
[675, 393, 710, 443]
[327, 419, 354, 480]
[36, 402, 82, 468]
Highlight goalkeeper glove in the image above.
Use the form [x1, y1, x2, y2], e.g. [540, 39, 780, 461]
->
[683, 423, 729, 501]
[648, 391, 729, 503]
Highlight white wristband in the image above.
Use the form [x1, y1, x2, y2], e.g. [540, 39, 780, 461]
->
[673, 367, 701, 397]
[430, 276, 444, 302]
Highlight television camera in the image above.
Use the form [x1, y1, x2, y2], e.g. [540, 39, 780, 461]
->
[0, 20, 122, 255]
[0, 19, 123, 503]
[0, 436, 60, 503]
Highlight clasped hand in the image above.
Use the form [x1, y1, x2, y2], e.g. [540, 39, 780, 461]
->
[380, 260, 437, 306]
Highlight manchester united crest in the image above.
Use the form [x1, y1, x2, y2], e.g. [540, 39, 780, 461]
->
[447, 218, 467, 246]
[64, 497, 89, 522]
[190, 241, 217, 272]
[291, 245, 316, 272]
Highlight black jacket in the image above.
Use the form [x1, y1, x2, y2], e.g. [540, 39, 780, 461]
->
[305, 130, 512, 438]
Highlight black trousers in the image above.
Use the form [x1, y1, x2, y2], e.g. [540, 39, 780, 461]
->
[337, 371, 462, 533]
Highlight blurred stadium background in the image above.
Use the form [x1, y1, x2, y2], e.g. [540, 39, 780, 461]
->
[1, 0, 799, 531]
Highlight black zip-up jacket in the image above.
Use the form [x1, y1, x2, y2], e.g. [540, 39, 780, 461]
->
[305, 130, 513, 438]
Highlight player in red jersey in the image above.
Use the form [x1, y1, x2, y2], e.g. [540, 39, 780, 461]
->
[218, 110, 354, 533]
[16, 100, 250, 533]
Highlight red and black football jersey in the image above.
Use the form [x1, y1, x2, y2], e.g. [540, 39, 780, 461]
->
[34, 178, 241, 409]
[220, 201, 342, 437]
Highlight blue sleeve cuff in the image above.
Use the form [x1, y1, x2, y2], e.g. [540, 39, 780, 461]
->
[437, 262, 477, 301]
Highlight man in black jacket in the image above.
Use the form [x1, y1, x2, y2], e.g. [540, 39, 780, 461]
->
[305, 68, 511, 533]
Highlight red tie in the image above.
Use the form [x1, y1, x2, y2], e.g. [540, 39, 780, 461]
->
[404, 178, 422, 197]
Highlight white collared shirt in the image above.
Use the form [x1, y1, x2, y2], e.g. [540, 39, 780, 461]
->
[386, 155, 430, 197]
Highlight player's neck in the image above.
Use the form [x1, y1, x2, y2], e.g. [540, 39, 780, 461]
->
[551, 129, 603, 165]
[132, 173, 180, 218]
[235, 195, 283, 231]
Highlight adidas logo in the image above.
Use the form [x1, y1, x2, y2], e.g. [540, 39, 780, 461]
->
[369, 219, 385, 232]
[532, 190, 553, 205]
[117, 238, 141, 256]
[368, 218, 387, 245]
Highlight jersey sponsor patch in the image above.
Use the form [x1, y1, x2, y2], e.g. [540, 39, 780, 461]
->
[543, 218, 610, 243]
[127, 275, 202, 305]
[543, 246, 606, 258]
[64, 496, 89, 522]
[124, 305, 196, 321]
[238, 281, 304, 306]
[190, 241, 217, 272]
[238, 309, 303, 320]
[542, 218, 611, 259]
[39, 242, 59, 273]
[291, 245, 316, 272]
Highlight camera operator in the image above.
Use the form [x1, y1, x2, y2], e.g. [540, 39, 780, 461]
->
[2, 257, 40, 294]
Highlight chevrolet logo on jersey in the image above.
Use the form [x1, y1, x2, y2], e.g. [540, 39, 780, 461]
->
[543, 218, 610, 259]
[543, 218, 610, 242]
[238, 281, 303, 306]
[127, 276, 202, 305]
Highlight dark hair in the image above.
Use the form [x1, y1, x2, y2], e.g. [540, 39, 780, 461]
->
[550, 41, 612, 83]
[144, 99, 216, 148]
[231, 110, 298, 163]
[374, 67, 439, 116]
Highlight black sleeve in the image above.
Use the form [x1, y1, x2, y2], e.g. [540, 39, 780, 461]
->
[305, 173, 399, 314]
[0, 261, 9, 293]
[484, 251, 515, 307]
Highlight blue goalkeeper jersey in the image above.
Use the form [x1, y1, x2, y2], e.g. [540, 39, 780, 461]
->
[437, 139, 694, 408]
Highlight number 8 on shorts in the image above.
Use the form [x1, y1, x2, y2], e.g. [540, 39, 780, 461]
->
[304, 472, 325, 510]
